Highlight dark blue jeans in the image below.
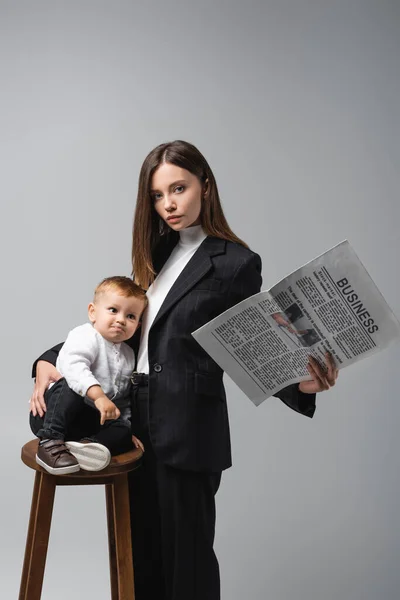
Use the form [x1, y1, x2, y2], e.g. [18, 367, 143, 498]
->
[30, 378, 134, 456]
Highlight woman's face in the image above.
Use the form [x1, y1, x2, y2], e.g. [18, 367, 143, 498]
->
[151, 162, 203, 230]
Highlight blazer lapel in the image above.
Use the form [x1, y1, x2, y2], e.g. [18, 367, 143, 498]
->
[151, 236, 226, 329]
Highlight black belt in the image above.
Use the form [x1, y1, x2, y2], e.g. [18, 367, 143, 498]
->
[130, 371, 149, 386]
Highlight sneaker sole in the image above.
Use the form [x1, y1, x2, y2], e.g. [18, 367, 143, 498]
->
[65, 441, 111, 471]
[36, 454, 80, 475]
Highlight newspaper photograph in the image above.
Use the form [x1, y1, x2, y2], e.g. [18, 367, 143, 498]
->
[192, 241, 400, 406]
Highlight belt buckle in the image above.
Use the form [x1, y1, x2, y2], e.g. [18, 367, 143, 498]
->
[130, 371, 141, 385]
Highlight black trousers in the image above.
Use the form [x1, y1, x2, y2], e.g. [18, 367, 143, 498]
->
[129, 383, 222, 600]
[29, 378, 134, 456]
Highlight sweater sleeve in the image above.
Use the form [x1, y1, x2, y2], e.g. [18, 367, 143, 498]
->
[57, 326, 100, 397]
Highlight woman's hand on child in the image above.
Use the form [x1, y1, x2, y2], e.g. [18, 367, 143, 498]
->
[94, 396, 121, 425]
[132, 435, 145, 452]
[29, 361, 63, 418]
[298, 352, 339, 394]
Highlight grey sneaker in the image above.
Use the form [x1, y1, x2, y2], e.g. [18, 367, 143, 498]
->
[65, 440, 111, 471]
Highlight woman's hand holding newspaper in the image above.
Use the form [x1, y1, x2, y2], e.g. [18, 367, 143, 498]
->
[299, 352, 339, 394]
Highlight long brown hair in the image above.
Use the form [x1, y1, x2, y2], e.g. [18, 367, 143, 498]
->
[132, 140, 248, 289]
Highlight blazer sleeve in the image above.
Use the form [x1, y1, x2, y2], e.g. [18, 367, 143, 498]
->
[226, 251, 316, 418]
[225, 252, 263, 311]
[31, 342, 64, 378]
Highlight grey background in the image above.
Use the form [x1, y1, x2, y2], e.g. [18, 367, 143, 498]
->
[1, 0, 399, 598]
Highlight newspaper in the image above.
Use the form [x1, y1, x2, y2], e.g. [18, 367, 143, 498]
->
[192, 241, 400, 406]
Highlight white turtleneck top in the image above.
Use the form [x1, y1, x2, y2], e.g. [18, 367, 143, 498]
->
[136, 225, 207, 374]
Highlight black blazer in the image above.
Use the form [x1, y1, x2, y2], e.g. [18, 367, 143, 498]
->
[33, 235, 315, 472]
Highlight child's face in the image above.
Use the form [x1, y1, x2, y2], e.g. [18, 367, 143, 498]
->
[88, 290, 146, 343]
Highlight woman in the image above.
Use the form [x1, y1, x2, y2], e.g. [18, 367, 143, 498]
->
[30, 140, 338, 600]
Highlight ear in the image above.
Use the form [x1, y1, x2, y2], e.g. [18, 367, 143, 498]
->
[203, 178, 209, 197]
[88, 303, 96, 323]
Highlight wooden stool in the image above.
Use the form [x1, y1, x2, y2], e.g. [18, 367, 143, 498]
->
[19, 439, 143, 600]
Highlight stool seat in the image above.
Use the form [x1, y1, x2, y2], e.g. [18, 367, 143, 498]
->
[19, 439, 143, 599]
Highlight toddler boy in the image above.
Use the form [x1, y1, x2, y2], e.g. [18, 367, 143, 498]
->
[30, 276, 147, 474]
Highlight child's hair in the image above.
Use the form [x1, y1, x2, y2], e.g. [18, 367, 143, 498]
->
[94, 276, 148, 308]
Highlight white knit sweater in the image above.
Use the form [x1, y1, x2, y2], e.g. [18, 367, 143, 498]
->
[55, 323, 135, 401]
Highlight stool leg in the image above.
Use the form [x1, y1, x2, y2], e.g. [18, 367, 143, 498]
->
[19, 471, 56, 600]
[106, 483, 118, 600]
[106, 474, 135, 599]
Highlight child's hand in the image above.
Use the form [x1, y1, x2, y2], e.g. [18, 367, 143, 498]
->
[132, 435, 145, 452]
[94, 396, 121, 425]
